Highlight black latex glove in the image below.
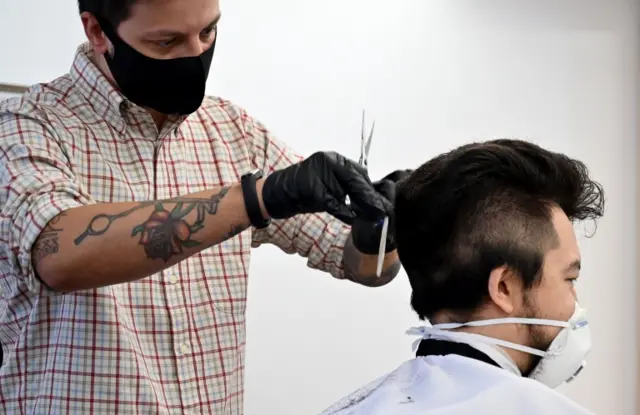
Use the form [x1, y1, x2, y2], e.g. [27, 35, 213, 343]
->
[351, 169, 413, 254]
[261, 151, 392, 224]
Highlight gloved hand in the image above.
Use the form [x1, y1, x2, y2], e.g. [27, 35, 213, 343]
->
[261, 151, 392, 224]
[351, 169, 413, 254]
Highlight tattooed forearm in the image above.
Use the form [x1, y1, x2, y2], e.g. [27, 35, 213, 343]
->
[33, 213, 66, 266]
[28, 184, 253, 291]
[74, 187, 232, 262]
[343, 234, 401, 287]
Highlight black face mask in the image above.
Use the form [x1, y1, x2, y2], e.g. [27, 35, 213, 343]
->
[96, 16, 216, 115]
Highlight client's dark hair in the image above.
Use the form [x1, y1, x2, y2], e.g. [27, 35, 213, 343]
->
[395, 139, 605, 321]
[78, 0, 138, 27]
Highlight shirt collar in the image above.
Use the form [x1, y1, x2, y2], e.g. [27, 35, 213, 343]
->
[416, 338, 501, 368]
[69, 42, 128, 133]
[68, 42, 189, 136]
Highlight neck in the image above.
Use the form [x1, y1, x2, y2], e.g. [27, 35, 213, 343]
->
[457, 325, 537, 375]
[147, 109, 168, 130]
[467, 341, 521, 374]
[431, 308, 539, 376]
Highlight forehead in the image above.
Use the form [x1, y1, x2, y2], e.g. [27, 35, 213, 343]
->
[542, 206, 581, 273]
[125, 0, 220, 32]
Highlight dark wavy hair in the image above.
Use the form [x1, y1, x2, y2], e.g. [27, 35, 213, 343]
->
[395, 139, 605, 321]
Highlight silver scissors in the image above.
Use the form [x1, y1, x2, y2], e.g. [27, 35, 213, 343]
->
[359, 110, 375, 170]
[358, 110, 388, 277]
[346, 110, 375, 205]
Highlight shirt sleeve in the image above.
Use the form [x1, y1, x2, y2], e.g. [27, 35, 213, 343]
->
[0, 103, 93, 293]
[241, 109, 351, 280]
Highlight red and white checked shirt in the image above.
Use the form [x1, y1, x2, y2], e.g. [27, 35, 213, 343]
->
[0, 43, 351, 414]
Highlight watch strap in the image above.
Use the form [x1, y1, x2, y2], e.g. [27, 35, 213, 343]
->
[241, 169, 270, 229]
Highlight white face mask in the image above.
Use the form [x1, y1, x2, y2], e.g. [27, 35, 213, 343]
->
[406, 302, 591, 389]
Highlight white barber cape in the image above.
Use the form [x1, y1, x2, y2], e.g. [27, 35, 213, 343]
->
[319, 354, 594, 415]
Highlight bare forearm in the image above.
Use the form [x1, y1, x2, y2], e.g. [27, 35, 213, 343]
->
[33, 182, 258, 292]
[342, 233, 401, 287]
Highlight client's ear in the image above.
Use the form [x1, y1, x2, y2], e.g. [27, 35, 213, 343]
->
[487, 266, 522, 314]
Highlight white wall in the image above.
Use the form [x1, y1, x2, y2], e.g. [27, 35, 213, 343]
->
[1, 1, 638, 414]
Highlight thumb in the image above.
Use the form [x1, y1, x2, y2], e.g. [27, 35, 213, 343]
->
[338, 166, 388, 219]
[325, 197, 356, 225]
[350, 191, 393, 221]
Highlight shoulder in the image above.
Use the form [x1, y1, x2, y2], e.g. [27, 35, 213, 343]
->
[441, 357, 592, 414]
[321, 356, 592, 415]
[0, 76, 86, 163]
[198, 95, 251, 124]
[503, 376, 593, 413]
[0, 74, 79, 131]
[319, 359, 424, 414]
[196, 96, 295, 161]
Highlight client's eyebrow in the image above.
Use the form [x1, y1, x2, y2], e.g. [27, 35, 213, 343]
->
[565, 259, 581, 273]
[145, 14, 221, 37]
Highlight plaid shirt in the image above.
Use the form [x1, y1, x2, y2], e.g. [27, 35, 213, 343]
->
[0, 43, 350, 414]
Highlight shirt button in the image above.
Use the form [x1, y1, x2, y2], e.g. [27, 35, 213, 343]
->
[180, 343, 190, 355]
[168, 274, 179, 284]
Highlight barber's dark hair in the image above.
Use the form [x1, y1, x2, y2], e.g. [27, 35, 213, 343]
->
[78, 0, 138, 27]
[395, 139, 605, 321]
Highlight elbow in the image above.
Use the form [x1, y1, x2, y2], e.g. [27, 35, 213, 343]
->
[346, 266, 399, 288]
[34, 259, 74, 292]
[342, 234, 402, 287]
[31, 221, 81, 292]
[370, 260, 402, 287]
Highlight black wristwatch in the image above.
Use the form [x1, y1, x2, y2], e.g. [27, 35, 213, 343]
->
[241, 169, 271, 229]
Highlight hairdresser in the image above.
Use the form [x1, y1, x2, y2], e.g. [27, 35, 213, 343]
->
[0, 0, 410, 413]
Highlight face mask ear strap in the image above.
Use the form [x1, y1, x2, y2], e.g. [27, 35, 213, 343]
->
[433, 317, 570, 330]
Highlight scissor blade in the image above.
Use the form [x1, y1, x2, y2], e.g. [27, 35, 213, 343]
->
[360, 110, 367, 166]
[364, 120, 375, 159]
